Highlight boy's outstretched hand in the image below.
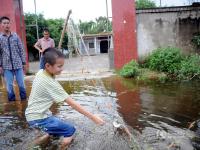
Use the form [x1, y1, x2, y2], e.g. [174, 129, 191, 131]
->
[65, 97, 105, 126]
[91, 114, 105, 125]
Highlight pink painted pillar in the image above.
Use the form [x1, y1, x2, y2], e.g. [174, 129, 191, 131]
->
[0, 0, 29, 67]
[112, 0, 137, 69]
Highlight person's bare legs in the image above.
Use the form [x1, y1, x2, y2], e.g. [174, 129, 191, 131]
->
[33, 133, 50, 146]
[59, 136, 73, 150]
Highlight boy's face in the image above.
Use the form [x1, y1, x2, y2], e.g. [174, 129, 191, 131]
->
[46, 58, 65, 75]
[43, 31, 50, 39]
[1, 19, 11, 32]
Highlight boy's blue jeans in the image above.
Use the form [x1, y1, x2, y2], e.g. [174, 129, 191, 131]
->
[28, 116, 76, 137]
[39, 55, 45, 69]
[4, 69, 27, 101]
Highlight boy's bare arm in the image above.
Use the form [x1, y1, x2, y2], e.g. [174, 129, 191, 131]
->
[65, 97, 105, 125]
[34, 43, 43, 53]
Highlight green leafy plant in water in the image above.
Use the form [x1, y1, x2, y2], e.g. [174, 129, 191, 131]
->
[192, 34, 200, 47]
[178, 54, 200, 80]
[144, 47, 183, 75]
[137, 68, 168, 82]
[158, 75, 168, 83]
[120, 60, 139, 78]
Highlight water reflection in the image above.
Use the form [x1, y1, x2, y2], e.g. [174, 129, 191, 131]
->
[113, 76, 142, 131]
[112, 78, 200, 149]
[1, 101, 27, 118]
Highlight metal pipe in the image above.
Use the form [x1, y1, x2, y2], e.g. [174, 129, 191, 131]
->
[106, 0, 109, 32]
[34, 0, 40, 58]
[106, 0, 110, 52]
[34, 0, 39, 40]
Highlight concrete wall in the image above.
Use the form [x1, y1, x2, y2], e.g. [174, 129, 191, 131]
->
[136, 6, 200, 58]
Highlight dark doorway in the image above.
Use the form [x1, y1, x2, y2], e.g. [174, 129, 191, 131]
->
[100, 40, 108, 53]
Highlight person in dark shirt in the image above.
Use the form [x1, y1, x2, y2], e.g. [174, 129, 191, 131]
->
[0, 16, 27, 101]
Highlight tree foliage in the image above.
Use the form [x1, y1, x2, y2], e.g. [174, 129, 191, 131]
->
[78, 16, 112, 34]
[24, 13, 68, 60]
[136, 0, 156, 9]
[46, 18, 68, 49]
[25, 13, 47, 49]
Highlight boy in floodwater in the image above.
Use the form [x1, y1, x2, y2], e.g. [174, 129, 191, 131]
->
[25, 48, 105, 149]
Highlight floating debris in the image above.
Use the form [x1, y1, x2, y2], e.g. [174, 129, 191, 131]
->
[113, 120, 121, 128]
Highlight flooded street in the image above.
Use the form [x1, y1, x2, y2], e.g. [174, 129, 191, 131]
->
[0, 75, 200, 150]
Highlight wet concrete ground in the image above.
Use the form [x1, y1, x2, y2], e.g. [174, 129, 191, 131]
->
[27, 54, 114, 82]
[29, 54, 111, 74]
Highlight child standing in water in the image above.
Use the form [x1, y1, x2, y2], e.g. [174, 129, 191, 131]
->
[25, 48, 105, 149]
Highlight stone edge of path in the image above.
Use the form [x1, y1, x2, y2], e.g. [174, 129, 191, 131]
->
[25, 70, 115, 81]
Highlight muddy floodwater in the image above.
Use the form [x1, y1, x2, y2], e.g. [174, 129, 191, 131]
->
[0, 75, 200, 150]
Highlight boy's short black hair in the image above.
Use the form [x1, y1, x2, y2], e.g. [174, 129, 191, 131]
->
[43, 28, 49, 33]
[0, 16, 10, 23]
[43, 48, 65, 66]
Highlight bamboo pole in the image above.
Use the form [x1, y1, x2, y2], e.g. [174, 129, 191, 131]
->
[58, 10, 72, 50]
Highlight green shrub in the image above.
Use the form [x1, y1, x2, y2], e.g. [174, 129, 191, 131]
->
[192, 34, 200, 47]
[178, 54, 200, 80]
[120, 60, 139, 78]
[145, 47, 183, 74]
[137, 68, 168, 82]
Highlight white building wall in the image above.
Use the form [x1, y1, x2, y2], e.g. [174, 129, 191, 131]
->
[80, 35, 112, 55]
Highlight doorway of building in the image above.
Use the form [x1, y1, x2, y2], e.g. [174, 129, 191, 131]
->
[100, 40, 108, 53]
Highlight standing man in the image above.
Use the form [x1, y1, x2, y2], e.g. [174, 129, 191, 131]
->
[0, 16, 27, 101]
[34, 28, 55, 69]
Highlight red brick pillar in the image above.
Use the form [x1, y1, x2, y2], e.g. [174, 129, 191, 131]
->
[0, 0, 29, 67]
[112, 0, 137, 69]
